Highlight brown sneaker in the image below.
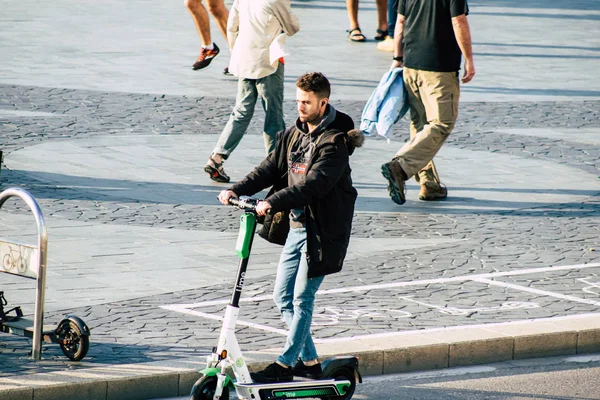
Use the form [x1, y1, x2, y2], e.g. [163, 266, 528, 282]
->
[192, 43, 220, 70]
[381, 160, 406, 205]
[419, 181, 448, 201]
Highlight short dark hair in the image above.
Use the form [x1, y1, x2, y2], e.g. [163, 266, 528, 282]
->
[296, 72, 331, 100]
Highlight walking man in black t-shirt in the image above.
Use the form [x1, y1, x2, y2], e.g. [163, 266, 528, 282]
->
[381, 0, 475, 204]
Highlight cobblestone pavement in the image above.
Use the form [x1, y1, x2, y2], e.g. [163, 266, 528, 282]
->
[1, 0, 600, 383]
[1, 84, 599, 376]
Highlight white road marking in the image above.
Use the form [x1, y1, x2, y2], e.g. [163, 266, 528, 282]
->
[314, 312, 600, 343]
[366, 365, 498, 382]
[564, 354, 600, 363]
[160, 305, 288, 335]
[312, 307, 413, 326]
[160, 262, 600, 342]
[165, 262, 600, 308]
[579, 277, 600, 295]
[473, 277, 600, 307]
[398, 297, 540, 315]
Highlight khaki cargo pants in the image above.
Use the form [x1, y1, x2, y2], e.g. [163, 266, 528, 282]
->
[394, 67, 460, 183]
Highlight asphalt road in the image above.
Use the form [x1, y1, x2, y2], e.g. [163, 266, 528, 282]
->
[159, 353, 600, 400]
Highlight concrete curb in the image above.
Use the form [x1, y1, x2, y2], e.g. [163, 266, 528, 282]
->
[314, 313, 600, 375]
[2, 314, 600, 400]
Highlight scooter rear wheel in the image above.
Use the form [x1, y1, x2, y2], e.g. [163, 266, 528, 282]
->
[57, 319, 89, 361]
[329, 368, 356, 400]
[190, 374, 230, 400]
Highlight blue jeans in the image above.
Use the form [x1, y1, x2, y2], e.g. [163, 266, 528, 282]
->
[213, 62, 285, 158]
[273, 228, 324, 367]
[387, 0, 397, 38]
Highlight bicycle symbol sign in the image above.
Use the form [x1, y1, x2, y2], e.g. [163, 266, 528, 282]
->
[0, 240, 37, 278]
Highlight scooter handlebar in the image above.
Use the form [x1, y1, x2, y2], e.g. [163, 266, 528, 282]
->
[228, 196, 259, 211]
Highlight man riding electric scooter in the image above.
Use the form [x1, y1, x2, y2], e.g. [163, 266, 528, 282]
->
[218, 72, 364, 383]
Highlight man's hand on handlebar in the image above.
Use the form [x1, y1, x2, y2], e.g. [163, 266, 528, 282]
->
[218, 190, 238, 205]
[255, 200, 272, 217]
[219, 191, 270, 215]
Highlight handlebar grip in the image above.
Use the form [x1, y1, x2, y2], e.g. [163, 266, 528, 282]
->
[228, 197, 242, 207]
[228, 196, 259, 211]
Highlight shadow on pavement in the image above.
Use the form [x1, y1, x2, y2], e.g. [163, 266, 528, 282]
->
[0, 334, 212, 377]
[472, 0, 599, 11]
[0, 169, 598, 217]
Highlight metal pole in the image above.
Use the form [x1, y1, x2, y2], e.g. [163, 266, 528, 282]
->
[0, 187, 48, 360]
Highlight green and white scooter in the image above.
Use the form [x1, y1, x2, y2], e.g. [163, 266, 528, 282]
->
[190, 196, 361, 400]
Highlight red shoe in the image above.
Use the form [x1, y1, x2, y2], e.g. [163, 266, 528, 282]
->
[192, 43, 220, 70]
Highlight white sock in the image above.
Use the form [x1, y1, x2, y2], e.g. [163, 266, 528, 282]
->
[203, 43, 214, 51]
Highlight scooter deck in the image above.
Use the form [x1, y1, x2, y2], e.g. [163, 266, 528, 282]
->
[236, 378, 339, 389]
[236, 378, 352, 399]
[1, 318, 55, 337]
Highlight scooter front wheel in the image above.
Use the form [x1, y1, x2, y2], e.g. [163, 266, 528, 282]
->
[190, 374, 230, 400]
[329, 368, 356, 400]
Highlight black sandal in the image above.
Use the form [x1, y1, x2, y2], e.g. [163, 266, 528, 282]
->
[204, 156, 231, 183]
[375, 29, 388, 41]
[347, 27, 366, 42]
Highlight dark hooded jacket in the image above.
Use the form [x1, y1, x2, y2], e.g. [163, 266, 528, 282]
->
[230, 105, 363, 278]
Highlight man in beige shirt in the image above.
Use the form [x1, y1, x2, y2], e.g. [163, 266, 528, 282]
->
[204, 0, 300, 183]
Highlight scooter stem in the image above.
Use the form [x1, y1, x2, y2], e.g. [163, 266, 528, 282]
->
[230, 212, 257, 307]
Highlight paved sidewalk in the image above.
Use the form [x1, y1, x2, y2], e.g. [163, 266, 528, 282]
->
[1, 0, 600, 399]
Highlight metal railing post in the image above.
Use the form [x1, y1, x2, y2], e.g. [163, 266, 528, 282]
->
[0, 187, 48, 360]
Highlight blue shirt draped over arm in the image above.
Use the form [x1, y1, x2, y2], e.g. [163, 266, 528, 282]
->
[360, 68, 409, 141]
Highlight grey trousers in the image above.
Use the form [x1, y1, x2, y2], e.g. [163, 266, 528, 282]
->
[213, 62, 285, 158]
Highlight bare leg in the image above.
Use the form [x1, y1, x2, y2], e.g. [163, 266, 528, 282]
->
[376, 0, 388, 32]
[346, 0, 360, 30]
[206, 0, 229, 40]
[210, 153, 224, 164]
[185, 0, 211, 48]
